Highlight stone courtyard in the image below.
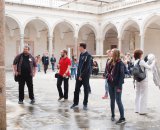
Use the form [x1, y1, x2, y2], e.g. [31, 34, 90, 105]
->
[6, 71, 160, 130]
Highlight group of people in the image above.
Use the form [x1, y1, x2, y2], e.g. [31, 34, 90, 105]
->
[13, 43, 157, 125]
[101, 49, 156, 124]
[35, 53, 56, 73]
[56, 43, 92, 111]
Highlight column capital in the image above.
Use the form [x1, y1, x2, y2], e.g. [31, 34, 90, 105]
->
[74, 36, 78, 40]
[118, 36, 122, 40]
[96, 37, 105, 41]
[48, 36, 53, 39]
[139, 33, 145, 38]
[20, 34, 24, 38]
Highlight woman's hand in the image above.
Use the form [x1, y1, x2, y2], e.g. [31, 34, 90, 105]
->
[116, 88, 122, 93]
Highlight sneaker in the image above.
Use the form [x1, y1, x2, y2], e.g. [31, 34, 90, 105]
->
[18, 100, 23, 104]
[111, 116, 115, 121]
[116, 118, 126, 125]
[83, 105, 88, 110]
[70, 104, 78, 109]
[63, 99, 68, 102]
[58, 97, 64, 101]
[139, 113, 147, 115]
[30, 99, 35, 104]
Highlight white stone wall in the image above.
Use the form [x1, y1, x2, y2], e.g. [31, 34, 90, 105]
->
[4, 1, 160, 70]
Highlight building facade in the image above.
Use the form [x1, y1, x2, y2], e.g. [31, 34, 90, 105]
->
[4, 0, 160, 70]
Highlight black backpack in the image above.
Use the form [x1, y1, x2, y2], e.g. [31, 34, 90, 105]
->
[132, 60, 146, 82]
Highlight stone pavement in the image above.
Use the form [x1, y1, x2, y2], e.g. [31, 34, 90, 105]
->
[6, 71, 160, 130]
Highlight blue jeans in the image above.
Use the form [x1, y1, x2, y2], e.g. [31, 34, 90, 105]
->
[51, 64, 55, 71]
[71, 68, 77, 79]
[37, 64, 41, 72]
[105, 79, 109, 96]
[109, 83, 124, 119]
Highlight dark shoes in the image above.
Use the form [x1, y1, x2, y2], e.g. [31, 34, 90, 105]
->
[116, 118, 126, 125]
[70, 104, 78, 109]
[83, 105, 88, 110]
[58, 97, 64, 101]
[18, 99, 35, 104]
[111, 116, 115, 121]
[30, 99, 35, 104]
[18, 100, 23, 104]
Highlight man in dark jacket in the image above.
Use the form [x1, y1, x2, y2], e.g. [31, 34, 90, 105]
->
[13, 46, 37, 104]
[71, 43, 92, 110]
[42, 52, 49, 74]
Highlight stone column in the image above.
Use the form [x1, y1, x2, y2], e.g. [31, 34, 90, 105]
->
[118, 37, 122, 52]
[20, 33, 24, 53]
[96, 38, 100, 55]
[0, 0, 6, 129]
[99, 38, 104, 55]
[74, 37, 78, 57]
[48, 36, 53, 57]
[96, 38, 104, 55]
[140, 34, 145, 51]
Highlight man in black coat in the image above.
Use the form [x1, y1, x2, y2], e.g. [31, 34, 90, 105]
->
[42, 53, 49, 74]
[71, 43, 92, 110]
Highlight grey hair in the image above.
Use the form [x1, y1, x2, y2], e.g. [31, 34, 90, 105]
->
[24, 45, 30, 50]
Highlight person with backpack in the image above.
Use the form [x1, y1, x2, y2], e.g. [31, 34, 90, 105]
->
[107, 49, 126, 124]
[133, 49, 155, 115]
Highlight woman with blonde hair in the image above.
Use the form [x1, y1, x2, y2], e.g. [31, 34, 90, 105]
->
[106, 49, 126, 124]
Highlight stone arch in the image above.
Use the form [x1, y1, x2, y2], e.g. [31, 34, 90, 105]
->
[52, 19, 76, 36]
[120, 19, 140, 38]
[24, 17, 50, 33]
[103, 23, 118, 54]
[78, 22, 97, 39]
[142, 14, 160, 65]
[102, 22, 118, 40]
[143, 14, 160, 33]
[120, 19, 140, 54]
[5, 14, 21, 30]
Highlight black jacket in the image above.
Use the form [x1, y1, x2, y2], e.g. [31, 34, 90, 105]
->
[77, 51, 92, 79]
[42, 56, 49, 65]
[108, 60, 125, 89]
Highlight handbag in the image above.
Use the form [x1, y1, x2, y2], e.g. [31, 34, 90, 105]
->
[14, 75, 20, 82]
[55, 73, 60, 78]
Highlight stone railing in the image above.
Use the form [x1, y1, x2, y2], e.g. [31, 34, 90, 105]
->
[92, 55, 108, 72]
[5, 0, 98, 14]
[101, 0, 157, 13]
[5, 0, 157, 14]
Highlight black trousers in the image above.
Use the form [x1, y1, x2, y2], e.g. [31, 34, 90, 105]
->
[18, 76, 34, 101]
[57, 76, 69, 99]
[44, 65, 48, 73]
[73, 77, 90, 106]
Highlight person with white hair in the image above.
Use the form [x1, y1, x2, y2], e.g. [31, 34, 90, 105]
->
[133, 50, 155, 115]
[145, 54, 160, 89]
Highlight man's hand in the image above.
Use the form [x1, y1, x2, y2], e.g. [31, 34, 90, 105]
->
[14, 71, 18, 76]
[78, 77, 82, 81]
[63, 73, 66, 77]
[116, 88, 122, 93]
[33, 72, 36, 77]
